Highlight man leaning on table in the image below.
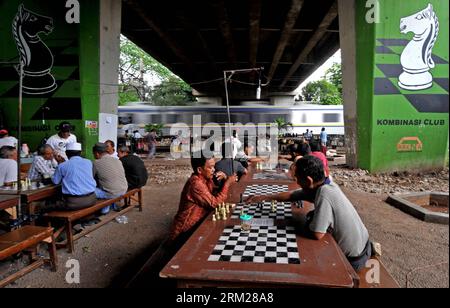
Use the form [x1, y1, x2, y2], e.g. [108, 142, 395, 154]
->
[51, 142, 97, 210]
[246, 155, 372, 272]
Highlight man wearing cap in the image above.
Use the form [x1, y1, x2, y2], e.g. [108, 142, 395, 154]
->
[46, 122, 77, 161]
[93, 143, 128, 214]
[51, 143, 97, 210]
[0, 130, 18, 148]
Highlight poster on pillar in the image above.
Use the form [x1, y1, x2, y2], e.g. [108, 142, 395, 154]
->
[0, 1, 83, 151]
[358, 0, 449, 172]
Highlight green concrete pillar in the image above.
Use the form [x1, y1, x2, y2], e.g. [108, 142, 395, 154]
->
[340, 0, 449, 172]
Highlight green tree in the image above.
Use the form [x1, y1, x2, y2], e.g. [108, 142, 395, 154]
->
[301, 79, 342, 105]
[149, 76, 196, 106]
[273, 117, 293, 136]
[118, 85, 140, 106]
[325, 62, 342, 94]
[119, 36, 195, 106]
[145, 123, 164, 135]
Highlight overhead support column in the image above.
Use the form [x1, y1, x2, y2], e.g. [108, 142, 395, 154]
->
[338, 0, 358, 168]
[341, 0, 449, 172]
[98, 0, 122, 143]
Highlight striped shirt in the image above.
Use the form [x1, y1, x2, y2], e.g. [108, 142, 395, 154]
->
[28, 156, 58, 181]
[93, 155, 128, 196]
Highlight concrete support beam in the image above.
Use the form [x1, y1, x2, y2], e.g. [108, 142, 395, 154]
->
[338, 0, 358, 168]
[99, 0, 122, 143]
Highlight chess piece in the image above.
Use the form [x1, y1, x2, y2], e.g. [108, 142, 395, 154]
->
[212, 214, 217, 222]
[398, 4, 439, 90]
[12, 4, 57, 95]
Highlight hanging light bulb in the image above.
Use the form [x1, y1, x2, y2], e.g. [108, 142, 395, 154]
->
[256, 67, 263, 100]
[256, 86, 261, 100]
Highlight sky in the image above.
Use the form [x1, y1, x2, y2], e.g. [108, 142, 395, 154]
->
[295, 49, 341, 94]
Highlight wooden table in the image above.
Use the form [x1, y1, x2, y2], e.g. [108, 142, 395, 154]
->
[160, 166, 359, 288]
[0, 196, 19, 211]
[0, 185, 60, 221]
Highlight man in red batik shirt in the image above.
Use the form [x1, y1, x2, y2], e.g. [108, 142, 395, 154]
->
[168, 153, 237, 243]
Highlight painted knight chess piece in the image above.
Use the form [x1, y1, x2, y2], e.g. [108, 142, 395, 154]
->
[12, 4, 57, 95]
[398, 3, 440, 91]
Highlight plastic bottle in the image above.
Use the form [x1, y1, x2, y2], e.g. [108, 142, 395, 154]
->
[115, 215, 128, 224]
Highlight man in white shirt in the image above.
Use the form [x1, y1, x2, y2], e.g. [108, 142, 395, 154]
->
[0, 130, 18, 148]
[0, 146, 18, 187]
[46, 122, 77, 161]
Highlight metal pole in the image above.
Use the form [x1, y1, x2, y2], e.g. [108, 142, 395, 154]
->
[17, 63, 23, 220]
[223, 71, 234, 174]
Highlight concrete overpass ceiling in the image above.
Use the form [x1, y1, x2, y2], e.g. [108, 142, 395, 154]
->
[121, 0, 340, 100]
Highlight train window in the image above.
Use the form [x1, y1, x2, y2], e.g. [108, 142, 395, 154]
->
[323, 113, 340, 123]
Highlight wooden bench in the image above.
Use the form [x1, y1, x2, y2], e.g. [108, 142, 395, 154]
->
[0, 226, 57, 288]
[358, 256, 400, 288]
[44, 188, 143, 253]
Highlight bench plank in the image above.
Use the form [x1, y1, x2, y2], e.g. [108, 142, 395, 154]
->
[0, 226, 57, 288]
[44, 188, 143, 253]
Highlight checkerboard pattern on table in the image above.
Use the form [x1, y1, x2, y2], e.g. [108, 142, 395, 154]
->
[208, 225, 300, 264]
[243, 184, 289, 197]
[231, 202, 292, 219]
[374, 38, 448, 113]
[252, 173, 289, 180]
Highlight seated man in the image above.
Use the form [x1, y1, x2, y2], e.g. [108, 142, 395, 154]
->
[105, 140, 119, 159]
[118, 145, 148, 190]
[215, 142, 247, 178]
[246, 156, 371, 272]
[51, 143, 97, 210]
[28, 144, 59, 182]
[309, 141, 330, 177]
[235, 142, 265, 169]
[0, 146, 18, 187]
[168, 152, 236, 245]
[131, 154, 237, 282]
[92, 143, 128, 214]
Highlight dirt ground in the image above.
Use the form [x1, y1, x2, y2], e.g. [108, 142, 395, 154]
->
[2, 157, 448, 288]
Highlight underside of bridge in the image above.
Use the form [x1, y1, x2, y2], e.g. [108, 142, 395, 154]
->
[121, 0, 340, 101]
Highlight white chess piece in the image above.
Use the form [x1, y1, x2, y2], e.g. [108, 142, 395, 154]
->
[399, 3, 439, 91]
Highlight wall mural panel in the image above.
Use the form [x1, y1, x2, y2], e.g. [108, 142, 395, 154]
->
[0, 1, 83, 149]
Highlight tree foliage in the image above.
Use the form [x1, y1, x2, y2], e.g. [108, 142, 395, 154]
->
[301, 79, 342, 105]
[149, 76, 196, 106]
[299, 62, 343, 105]
[119, 36, 195, 106]
[325, 62, 342, 94]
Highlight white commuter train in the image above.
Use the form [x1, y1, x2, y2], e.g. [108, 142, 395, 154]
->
[117, 103, 345, 137]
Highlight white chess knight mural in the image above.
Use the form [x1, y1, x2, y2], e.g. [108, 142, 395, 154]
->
[398, 3, 440, 91]
[12, 4, 57, 95]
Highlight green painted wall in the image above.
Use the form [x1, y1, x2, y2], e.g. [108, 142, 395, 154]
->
[0, 0, 101, 159]
[356, 0, 449, 172]
[79, 0, 100, 159]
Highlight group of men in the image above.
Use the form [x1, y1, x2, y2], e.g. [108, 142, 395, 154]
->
[0, 122, 148, 215]
[167, 135, 371, 273]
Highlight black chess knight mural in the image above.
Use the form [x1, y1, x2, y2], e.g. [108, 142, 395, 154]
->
[12, 4, 57, 95]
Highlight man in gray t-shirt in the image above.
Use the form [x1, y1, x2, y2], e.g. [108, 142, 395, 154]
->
[309, 182, 369, 258]
[246, 155, 371, 271]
